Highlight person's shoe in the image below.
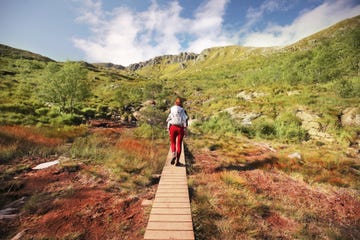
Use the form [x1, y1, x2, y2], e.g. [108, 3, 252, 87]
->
[171, 152, 176, 165]
[175, 161, 182, 166]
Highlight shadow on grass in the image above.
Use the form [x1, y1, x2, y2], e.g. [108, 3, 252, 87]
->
[214, 156, 278, 172]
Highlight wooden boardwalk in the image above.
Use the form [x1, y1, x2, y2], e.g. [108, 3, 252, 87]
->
[144, 144, 194, 240]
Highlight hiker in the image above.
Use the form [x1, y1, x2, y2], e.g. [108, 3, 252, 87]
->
[167, 97, 188, 166]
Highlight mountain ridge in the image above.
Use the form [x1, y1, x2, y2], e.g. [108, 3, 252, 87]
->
[0, 43, 54, 62]
[1, 15, 358, 71]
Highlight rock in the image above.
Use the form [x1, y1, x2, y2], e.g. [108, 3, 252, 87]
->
[143, 100, 156, 106]
[288, 152, 302, 160]
[32, 160, 60, 170]
[341, 107, 360, 127]
[287, 90, 301, 96]
[223, 107, 262, 125]
[236, 91, 267, 101]
[241, 112, 262, 125]
[295, 108, 334, 142]
[254, 142, 276, 152]
[237, 91, 253, 101]
[127, 52, 198, 71]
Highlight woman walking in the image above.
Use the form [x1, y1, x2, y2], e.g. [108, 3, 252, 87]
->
[166, 97, 188, 166]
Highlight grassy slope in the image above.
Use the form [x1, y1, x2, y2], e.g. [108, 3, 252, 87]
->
[134, 16, 359, 121]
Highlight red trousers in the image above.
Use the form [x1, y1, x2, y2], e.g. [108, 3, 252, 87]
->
[169, 125, 184, 159]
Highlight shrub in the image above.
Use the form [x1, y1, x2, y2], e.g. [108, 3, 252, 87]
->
[255, 120, 277, 139]
[199, 112, 240, 136]
[35, 107, 50, 116]
[335, 77, 360, 98]
[47, 106, 61, 118]
[51, 114, 83, 126]
[96, 105, 110, 118]
[81, 107, 96, 119]
[275, 112, 307, 143]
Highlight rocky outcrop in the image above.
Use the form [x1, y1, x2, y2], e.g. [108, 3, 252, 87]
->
[295, 107, 334, 142]
[128, 52, 198, 71]
[237, 91, 267, 101]
[223, 107, 261, 125]
[93, 62, 125, 70]
[341, 107, 360, 127]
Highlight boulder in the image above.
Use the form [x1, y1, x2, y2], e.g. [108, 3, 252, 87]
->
[223, 107, 261, 125]
[296, 108, 334, 142]
[341, 107, 360, 127]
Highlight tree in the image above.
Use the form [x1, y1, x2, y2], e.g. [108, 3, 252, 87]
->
[39, 61, 90, 114]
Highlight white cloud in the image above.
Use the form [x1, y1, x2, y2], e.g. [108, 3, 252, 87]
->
[72, 0, 231, 66]
[242, 0, 292, 33]
[242, 0, 360, 47]
[74, 0, 104, 27]
[73, 0, 360, 65]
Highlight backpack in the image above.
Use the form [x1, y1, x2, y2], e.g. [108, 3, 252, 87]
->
[168, 106, 185, 126]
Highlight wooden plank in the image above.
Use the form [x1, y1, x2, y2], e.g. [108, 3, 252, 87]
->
[151, 207, 191, 215]
[155, 192, 189, 198]
[156, 188, 188, 193]
[149, 214, 192, 222]
[152, 202, 190, 208]
[144, 230, 194, 240]
[154, 197, 189, 203]
[146, 221, 193, 230]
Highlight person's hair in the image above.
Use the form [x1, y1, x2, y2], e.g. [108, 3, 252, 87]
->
[175, 97, 182, 106]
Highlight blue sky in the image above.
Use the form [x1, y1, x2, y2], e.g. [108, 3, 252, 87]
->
[0, 0, 359, 66]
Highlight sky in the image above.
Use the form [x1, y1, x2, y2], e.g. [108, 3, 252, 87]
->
[0, 0, 359, 66]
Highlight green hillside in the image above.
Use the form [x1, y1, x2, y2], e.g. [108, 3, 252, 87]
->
[0, 15, 359, 140]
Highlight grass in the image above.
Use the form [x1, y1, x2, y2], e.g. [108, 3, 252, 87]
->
[0, 126, 64, 162]
[187, 134, 360, 239]
[62, 127, 168, 192]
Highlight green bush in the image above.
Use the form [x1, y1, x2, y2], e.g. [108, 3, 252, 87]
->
[0, 103, 34, 114]
[199, 112, 240, 136]
[252, 118, 276, 139]
[47, 107, 61, 118]
[51, 114, 83, 126]
[96, 105, 110, 118]
[81, 107, 96, 119]
[35, 107, 50, 116]
[275, 112, 307, 143]
[335, 77, 360, 98]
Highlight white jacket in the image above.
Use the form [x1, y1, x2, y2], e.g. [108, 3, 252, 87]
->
[166, 105, 188, 129]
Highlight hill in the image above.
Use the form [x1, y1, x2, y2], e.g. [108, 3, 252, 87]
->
[0, 44, 54, 62]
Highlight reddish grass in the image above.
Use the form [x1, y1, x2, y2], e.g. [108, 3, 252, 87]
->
[116, 138, 153, 156]
[0, 126, 62, 147]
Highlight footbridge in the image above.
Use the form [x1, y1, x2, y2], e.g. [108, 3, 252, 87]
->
[144, 144, 195, 240]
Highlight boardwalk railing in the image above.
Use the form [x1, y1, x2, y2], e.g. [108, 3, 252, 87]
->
[144, 143, 194, 240]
